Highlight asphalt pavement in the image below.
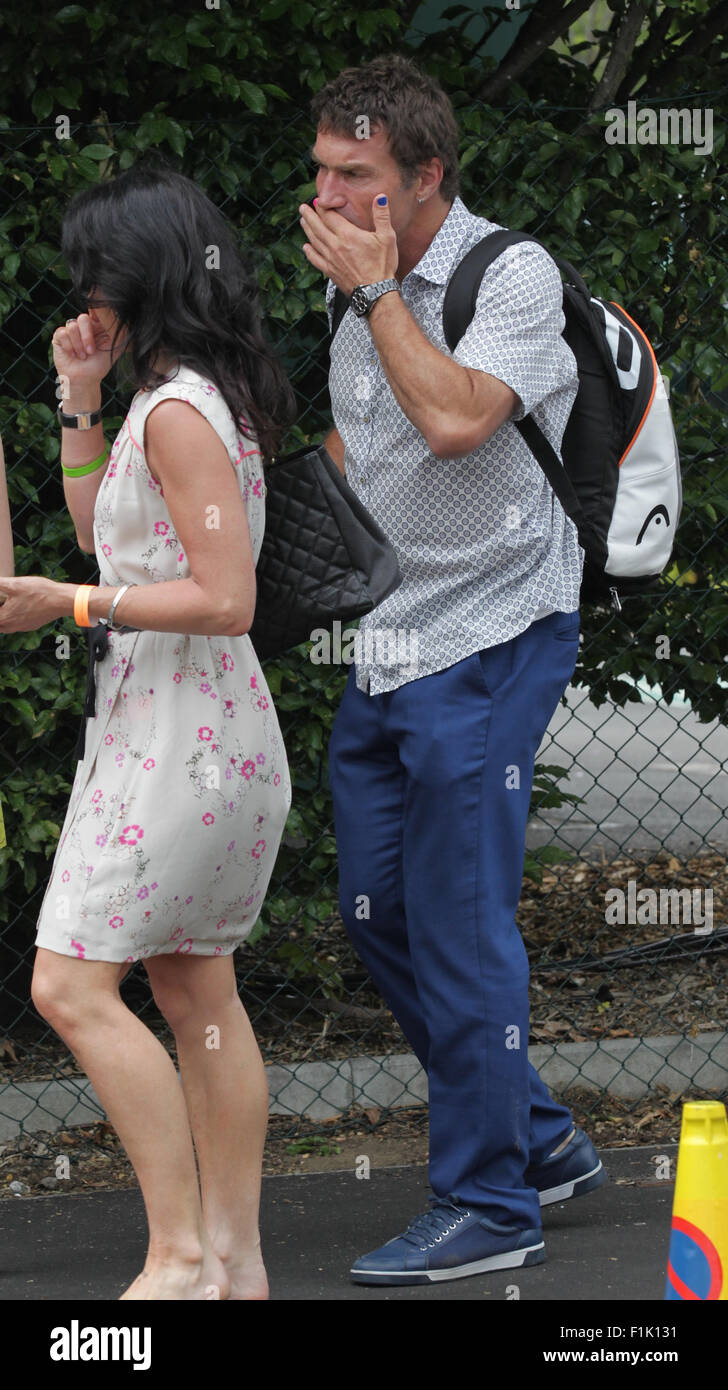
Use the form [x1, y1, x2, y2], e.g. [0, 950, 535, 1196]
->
[0, 1143, 676, 1301]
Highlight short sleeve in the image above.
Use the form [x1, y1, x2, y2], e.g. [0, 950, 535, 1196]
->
[451, 242, 578, 420]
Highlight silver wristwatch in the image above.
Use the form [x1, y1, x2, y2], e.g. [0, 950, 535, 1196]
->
[350, 279, 400, 317]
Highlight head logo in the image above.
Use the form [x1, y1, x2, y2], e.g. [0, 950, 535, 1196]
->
[636, 504, 670, 545]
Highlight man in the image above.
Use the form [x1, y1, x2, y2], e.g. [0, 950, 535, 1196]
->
[299, 52, 606, 1287]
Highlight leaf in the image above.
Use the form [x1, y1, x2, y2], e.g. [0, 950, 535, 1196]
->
[31, 90, 53, 121]
[161, 36, 188, 68]
[79, 144, 115, 160]
[200, 64, 223, 86]
[238, 81, 267, 114]
[0, 1039, 19, 1065]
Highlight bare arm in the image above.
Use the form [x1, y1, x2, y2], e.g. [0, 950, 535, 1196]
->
[61, 382, 112, 551]
[54, 399, 257, 637]
[0, 432, 14, 576]
[365, 291, 518, 458]
[324, 425, 346, 476]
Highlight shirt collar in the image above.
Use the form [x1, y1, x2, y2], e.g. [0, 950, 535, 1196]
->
[405, 195, 482, 287]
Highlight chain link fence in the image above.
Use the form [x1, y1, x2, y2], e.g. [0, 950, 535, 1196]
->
[1, 97, 727, 1164]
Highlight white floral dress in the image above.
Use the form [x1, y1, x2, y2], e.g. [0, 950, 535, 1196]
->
[35, 366, 292, 962]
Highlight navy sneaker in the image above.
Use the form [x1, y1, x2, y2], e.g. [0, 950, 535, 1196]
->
[526, 1127, 607, 1206]
[350, 1194, 545, 1286]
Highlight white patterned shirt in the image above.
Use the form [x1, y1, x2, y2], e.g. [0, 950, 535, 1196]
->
[326, 194, 583, 695]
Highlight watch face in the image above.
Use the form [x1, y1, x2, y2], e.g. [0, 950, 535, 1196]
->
[350, 286, 370, 316]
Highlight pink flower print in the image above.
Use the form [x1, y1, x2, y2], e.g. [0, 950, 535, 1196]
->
[137, 886, 149, 900]
[252, 839, 266, 858]
[119, 824, 144, 846]
[216, 918, 227, 931]
[154, 521, 169, 536]
[214, 945, 222, 955]
[256, 753, 266, 765]
[250, 674, 258, 689]
[71, 939, 85, 958]
[143, 758, 155, 770]
[227, 842, 235, 853]
[95, 834, 108, 847]
[104, 734, 115, 746]
[126, 955, 134, 963]
[252, 477, 263, 497]
[185, 895, 193, 905]
[203, 383, 217, 396]
[200, 681, 211, 694]
[223, 699, 235, 718]
[109, 916, 124, 930]
[151, 882, 158, 890]
[170, 927, 183, 940]
[198, 726, 214, 741]
[203, 812, 215, 826]
[61, 870, 70, 883]
[222, 652, 234, 672]
[173, 672, 182, 683]
[273, 773, 280, 785]
[256, 696, 269, 710]
[244, 895, 253, 907]
[175, 939, 194, 954]
[241, 760, 256, 779]
[92, 790, 103, 804]
[178, 550, 184, 562]
[101, 544, 112, 558]
[111, 664, 120, 677]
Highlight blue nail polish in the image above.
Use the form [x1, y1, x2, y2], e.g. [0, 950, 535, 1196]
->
[377, 195, 387, 205]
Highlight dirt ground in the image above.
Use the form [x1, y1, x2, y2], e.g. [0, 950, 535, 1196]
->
[0, 1086, 706, 1200]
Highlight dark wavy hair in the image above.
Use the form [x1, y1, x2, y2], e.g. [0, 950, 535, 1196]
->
[60, 161, 297, 461]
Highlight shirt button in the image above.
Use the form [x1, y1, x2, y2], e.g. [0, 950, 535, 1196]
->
[363, 415, 370, 423]
[359, 474, 366, 484]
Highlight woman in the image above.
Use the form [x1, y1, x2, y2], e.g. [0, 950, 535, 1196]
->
[0, 164, 297, 1299]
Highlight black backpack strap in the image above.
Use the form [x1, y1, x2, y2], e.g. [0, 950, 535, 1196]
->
[330, 287, 349, 346]
[514, 416, 584, 531]
[443, 229, 589, 535]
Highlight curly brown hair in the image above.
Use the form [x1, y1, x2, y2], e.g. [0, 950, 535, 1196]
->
[310, 53, 461, 202]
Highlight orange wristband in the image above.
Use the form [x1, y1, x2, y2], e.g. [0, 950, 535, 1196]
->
[73, 584, 96, 628]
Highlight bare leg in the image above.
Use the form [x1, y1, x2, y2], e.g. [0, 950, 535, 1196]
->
[31, 947, 230, 1301]
[144, 954, 269, 1300]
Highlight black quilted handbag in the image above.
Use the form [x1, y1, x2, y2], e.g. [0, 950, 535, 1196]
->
[248, 442, 402, 661]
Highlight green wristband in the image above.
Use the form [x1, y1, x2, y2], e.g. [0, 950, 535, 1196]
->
[61, 448, 109, 478]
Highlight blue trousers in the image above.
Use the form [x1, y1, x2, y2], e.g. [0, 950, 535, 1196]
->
[328, 610, 581, 1229]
